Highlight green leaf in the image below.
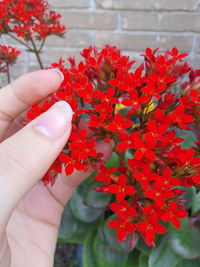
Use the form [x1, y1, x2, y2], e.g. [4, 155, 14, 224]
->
[62, 217, 101, 243]
[105, 152, 119, 168]
[192, 191, 200, 215]
[58, 203, 78, 241]
[70, 217, 104, 243]
[58, 201, 102, 243]
[82, 229, 97, 267]
[104, 215, 138, 253]
[77, 182, 90, 196]
[178, 259, 200, 267]
[177, 129, 197, 149]
[169, 218, 200, 260]
[84, 187, 112, 208]
[93, 234, 128, 267]
[149, 236, 180, 267]
[126, 250, 140, 267]
[139, 253, 149, 267]
[180, 133, 197, 149]
[136, 238, 152, 256]
[63, 231, 88, 243]
[181, 186, 196, 209]
[175, 186, 195, 209]
[70, 191, 103, 223]
[97, 225, 107, 242]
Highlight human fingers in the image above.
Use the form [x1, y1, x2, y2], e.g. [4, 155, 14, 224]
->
[0, 101, 72, 233]
[0, 69, 64, 140]
[47, 141, 113, 205]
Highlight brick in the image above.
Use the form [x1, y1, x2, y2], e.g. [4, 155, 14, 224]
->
[95, 0, 198, 11]
[194, 36, 200, 53]
[36, 47, 83, 65]
[120, 51, 144, 69]
[9, 63, 28, 79]
[0, 74, 8, 87]
[187, 55, 200, 69]
[2, 35, 19, 46]
[94, 32, 193, 52]
[0, 62, 28, 86]
[122, 12, 200, 32]
[49, 0, 89, 8]
[59, 11, 116, 30]
[45, 30, 91, 48]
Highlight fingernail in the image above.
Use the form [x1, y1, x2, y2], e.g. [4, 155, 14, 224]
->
[34, 101, 73, 139]
[48, 69, 64, 83]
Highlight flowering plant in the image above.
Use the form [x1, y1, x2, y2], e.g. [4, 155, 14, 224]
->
[25, 45, 200, 265]
[0, 0, 65, 68]
[0, 44, 20, 83]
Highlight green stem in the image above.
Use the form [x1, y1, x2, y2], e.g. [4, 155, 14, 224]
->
[6, 63, 10, 84]
[7, 33, 32, 50]
[38, 39, 45, 53]
[30, 38, 44, 69]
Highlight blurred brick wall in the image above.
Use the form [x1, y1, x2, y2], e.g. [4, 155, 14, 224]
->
[1, 0, 200, 83]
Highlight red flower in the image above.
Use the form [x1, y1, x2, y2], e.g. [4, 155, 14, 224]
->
[121, 88, 150, 111]
[24, 45, 200, 247]
[0, 45, 20, 72]
[161, 201, 187, 228]
[144, 180, 174, 207]
[136, 215, 167, 246]
[95, 165, 117, 185]
[169, 105, 194, 129]
[110, 200, 136, 220]
[77, 82, 94, 103]
[117, 132, 139, 151]
[108, 218, 136, 242]
[142, 68, 176, 99]
[133, 166, 158, 190]
[147, 119, 168, 141]
[94, 87, 119, 104]
[133, 133, 156, 161]
[167, 47, 187, 62]
[0, 0, 65, 40]
[59, 151, 85, 175]
[156, 167, 181, 190]
[106, 113, 133, 133]
[103, 175, 136, 201]
[178, 147, 200, 166]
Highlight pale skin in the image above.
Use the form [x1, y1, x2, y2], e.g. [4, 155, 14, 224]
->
[0, 70, 112, 267]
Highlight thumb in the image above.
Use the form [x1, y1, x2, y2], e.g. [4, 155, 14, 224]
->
[0, 101, 73, 230]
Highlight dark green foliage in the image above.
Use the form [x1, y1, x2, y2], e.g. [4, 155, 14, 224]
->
[169, 218, 200, 260]
[149, 236, 181, 267]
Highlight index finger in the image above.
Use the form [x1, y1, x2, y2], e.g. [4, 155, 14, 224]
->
[0, 69, 64, 141]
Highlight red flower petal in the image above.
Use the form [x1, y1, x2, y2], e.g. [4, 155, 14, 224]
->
[175, 209, 188, 218]
[171, 218, 181, 229]
[144, 189, 156, 199]
[125, 186, 136, 195]
[145, 229, 155, 245]
[136, 222, 148, 231]
[117, 228, 127, 242]
[108, 220, 120, 228]
[109, 203, 121, 212]
[65, 164, 74, 175]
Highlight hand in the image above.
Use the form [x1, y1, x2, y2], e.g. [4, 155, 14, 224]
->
[0, 70, 112, 267]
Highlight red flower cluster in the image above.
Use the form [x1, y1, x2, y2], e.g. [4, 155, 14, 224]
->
[26, 45, 200, 247]
[0, 0, 65, 40]
[0, 45, 20, 72]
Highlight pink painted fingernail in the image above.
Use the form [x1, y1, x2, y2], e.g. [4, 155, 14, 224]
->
[34, 101, 73, 139]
